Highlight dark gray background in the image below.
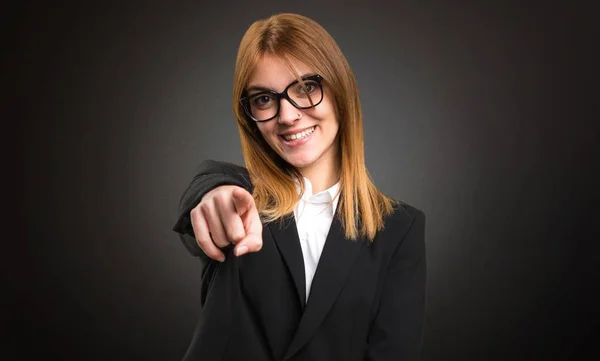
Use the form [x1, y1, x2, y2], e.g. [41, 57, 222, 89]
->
[14, 1, 597, 360]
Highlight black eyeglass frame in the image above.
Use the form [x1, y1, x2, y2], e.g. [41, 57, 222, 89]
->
[240, 74, 324, 122]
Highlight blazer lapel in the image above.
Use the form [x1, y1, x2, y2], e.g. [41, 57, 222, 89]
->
[283, 209, 365, 360]
[267, 214, 307, 308]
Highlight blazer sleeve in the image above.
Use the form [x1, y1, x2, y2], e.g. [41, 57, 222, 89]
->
[365, 207, 427, 361]
[171, 159, 252, 258]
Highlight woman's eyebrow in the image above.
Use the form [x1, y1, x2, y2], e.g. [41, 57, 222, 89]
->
[246, 84, 271, 92]
[246, 73, 315, 92]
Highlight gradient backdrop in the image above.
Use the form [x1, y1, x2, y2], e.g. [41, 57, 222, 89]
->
[15, 1, 597, 360]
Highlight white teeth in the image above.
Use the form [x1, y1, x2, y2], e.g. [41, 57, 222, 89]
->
[283, 126, 315, 141]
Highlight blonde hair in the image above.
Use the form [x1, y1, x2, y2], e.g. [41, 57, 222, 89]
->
[232, 13, 396, 241]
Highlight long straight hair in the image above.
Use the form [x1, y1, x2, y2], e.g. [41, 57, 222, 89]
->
[232, 13, 396, 241]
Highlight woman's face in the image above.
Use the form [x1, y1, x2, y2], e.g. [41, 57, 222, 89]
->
[247, 54, 340, 175]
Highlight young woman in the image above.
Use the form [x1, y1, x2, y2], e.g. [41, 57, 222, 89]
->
[172, 13, 427, 361]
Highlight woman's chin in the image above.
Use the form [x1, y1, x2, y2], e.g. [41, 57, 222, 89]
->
[283, 155, 316, 170]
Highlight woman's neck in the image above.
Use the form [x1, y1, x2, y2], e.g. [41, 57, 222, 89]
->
[298, 157, 340, 195]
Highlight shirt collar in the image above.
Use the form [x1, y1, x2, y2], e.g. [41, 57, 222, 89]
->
[296, 177, 341, 210]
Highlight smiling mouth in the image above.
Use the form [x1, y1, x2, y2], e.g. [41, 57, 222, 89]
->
[280, 126, 316, 141]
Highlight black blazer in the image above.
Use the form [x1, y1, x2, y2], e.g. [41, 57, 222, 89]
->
[172, 160, 427, 361]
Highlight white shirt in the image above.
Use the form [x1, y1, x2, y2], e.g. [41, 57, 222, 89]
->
[293, 177, 340, 302]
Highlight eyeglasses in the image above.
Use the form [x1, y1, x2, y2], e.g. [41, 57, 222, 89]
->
[240, 74, 324, 122]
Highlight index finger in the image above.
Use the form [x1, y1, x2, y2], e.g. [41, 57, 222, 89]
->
[234, 201, 263, 257]
[231, 187, 255, 216]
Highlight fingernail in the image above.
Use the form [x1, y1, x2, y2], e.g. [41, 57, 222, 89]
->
[236, 246, 248, 257]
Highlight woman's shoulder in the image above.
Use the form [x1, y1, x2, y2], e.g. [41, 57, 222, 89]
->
[380, 199, 426, 238]
[391, 200, 425, 223]
[370, 199, 426, 258]
[194, 159, 248, 177]
[192, 159, 252, 187]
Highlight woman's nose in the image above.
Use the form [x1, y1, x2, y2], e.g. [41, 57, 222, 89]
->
[277, 98, 300, 125]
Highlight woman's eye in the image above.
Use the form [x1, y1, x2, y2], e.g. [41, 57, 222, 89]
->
[251, 94, 274, 108]
[296, 82, 316, 95]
